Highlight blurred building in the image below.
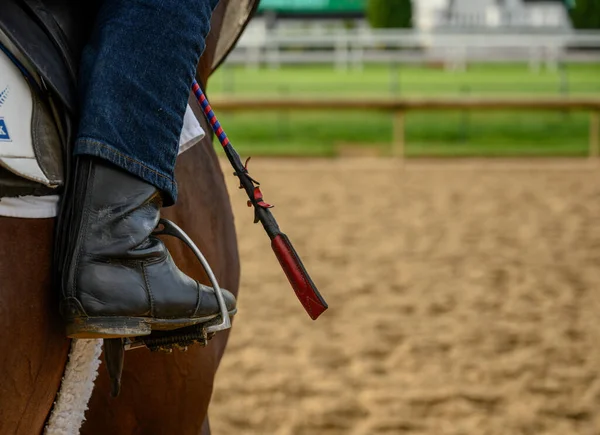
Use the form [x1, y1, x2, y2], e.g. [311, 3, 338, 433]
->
[256, 0, 366, 31]
[436, 0, 572, 29]
[254, 0, 572, 31]
[257, 0, 365, 19]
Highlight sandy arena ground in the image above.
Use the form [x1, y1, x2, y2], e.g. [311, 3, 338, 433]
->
[210, 158, 600, 435]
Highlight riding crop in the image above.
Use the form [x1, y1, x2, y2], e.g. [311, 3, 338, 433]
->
[191, 80, 328, 320]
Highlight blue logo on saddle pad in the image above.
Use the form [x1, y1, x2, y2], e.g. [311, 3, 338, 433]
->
[0, 118, 11, 142]
[0, 86, 11, 141]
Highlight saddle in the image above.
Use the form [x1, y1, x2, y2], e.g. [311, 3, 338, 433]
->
[0, 0, 99, 197]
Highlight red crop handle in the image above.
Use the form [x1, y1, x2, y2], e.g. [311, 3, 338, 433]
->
[271, 233, 328, 320]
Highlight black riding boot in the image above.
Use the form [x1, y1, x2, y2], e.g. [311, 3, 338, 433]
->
[56, 156, 236, 338]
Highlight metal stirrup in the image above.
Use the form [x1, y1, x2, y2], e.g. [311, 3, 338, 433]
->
[153, 218, 232, 333]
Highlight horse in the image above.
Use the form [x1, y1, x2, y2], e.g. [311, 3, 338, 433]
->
[0, 1, 258, 433]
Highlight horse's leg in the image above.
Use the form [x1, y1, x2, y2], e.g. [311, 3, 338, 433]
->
[81, 137, 240, 435]
[0, 217, 70, 435]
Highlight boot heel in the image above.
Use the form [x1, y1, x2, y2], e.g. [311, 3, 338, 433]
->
[66, 317, 151, 339]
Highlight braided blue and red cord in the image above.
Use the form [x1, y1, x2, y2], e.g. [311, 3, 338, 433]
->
[192, 79, 230, 147]
[191, 81, 327, 319]
[192, 79, 272, 208]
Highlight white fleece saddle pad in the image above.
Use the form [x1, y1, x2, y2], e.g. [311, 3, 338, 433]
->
[0, 103, 204, 218]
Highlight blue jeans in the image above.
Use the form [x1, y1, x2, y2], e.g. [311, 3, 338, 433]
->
[74, 0, 219, 205]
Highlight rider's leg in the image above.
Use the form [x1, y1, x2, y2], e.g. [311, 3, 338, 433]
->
[57, 0, 235, 339]
[75, 0, 216, 204]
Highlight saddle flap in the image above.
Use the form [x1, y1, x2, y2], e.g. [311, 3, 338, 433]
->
[0, 0, 80, 113]
[0, 38, 63, 189]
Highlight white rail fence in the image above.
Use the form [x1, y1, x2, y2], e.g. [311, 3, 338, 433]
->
[226, 28, 600, 70]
